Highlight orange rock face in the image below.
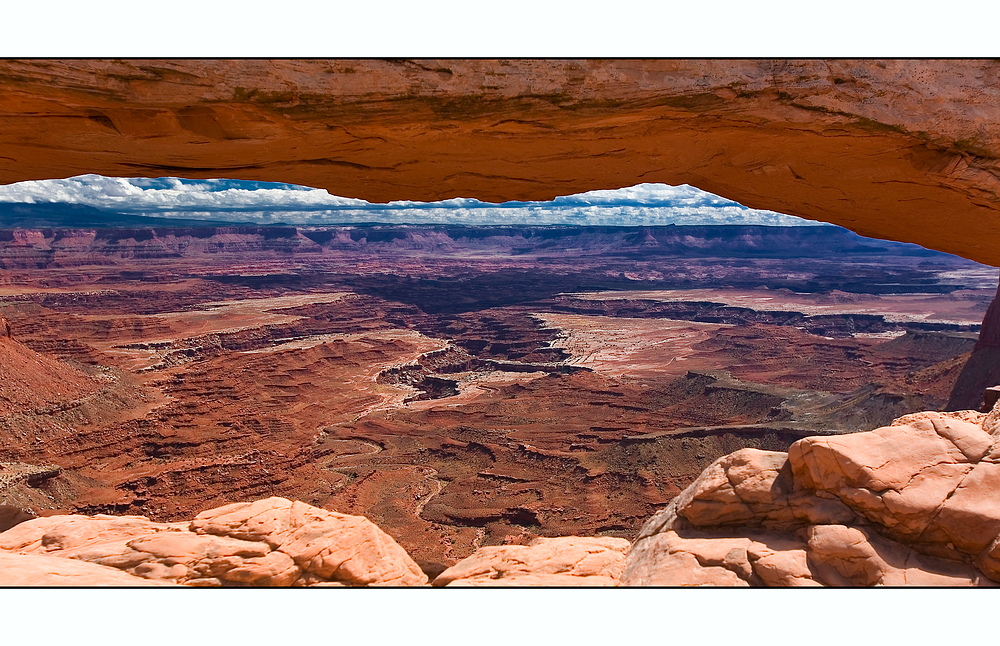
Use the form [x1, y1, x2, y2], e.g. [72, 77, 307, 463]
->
[0, 497, 427, 586]
[432, 536, 631, 586]
[622, 411, 1000, 586]
[0, 60, 999, 264]
[0, 551, 175, 586]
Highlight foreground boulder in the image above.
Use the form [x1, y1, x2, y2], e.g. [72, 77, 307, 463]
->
[0, 552, 175, 586]
[433, 536, 631, 586]
[790, 414, 1000, 559]
[623, 411, 1000, 586]
[0, 497, 427, 586]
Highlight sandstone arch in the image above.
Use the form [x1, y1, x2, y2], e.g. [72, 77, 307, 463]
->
[1, 59, 999, 265]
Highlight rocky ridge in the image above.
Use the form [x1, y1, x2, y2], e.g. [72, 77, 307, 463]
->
[0, 224, 951, 271]
[622, 409, 1000, 586]
[5, 406, 1000, 586]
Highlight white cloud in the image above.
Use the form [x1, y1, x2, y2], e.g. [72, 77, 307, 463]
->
[0, 175, 826, 227]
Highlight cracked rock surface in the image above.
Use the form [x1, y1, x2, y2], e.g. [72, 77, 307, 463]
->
[623, 410, 1000, 586]
[432, 536, 631, 586]
[0, 552, 176, 586]
[0, 496, 426, 586]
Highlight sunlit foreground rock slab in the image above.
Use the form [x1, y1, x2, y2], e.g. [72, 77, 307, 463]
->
[433, 536, 631, 587]
[0, 552, 177, 586]
[623, 411, 1000, 586]
[0, 497, 427, 586]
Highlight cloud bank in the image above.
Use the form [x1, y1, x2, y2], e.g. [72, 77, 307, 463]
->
[0, 175, 827, 227]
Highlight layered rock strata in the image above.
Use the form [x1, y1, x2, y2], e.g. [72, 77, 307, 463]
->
[623, 411, 1000, 586]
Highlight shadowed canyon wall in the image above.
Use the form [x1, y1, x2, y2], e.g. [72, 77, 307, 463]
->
[947, 281, 1000, 410]
[1, 59, 1000, 266]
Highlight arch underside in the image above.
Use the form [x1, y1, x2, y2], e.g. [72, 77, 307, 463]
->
[0, 59, 999, 266]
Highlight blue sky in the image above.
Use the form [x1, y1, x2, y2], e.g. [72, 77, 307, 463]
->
[0, 174, 827, 227]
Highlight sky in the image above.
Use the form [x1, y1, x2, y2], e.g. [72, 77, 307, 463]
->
[0, 174, 827, 227]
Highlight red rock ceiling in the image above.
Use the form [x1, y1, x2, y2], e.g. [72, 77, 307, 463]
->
[0, 59, 999, 264]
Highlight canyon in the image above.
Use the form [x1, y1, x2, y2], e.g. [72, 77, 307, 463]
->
[8, 406, 1000, 586]
[0, 222, 993, 580]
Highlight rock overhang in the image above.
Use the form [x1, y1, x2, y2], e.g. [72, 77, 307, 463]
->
[0, 59, 999, 265]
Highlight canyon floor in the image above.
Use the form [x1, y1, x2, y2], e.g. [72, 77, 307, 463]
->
[0, 224, 994, 576]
